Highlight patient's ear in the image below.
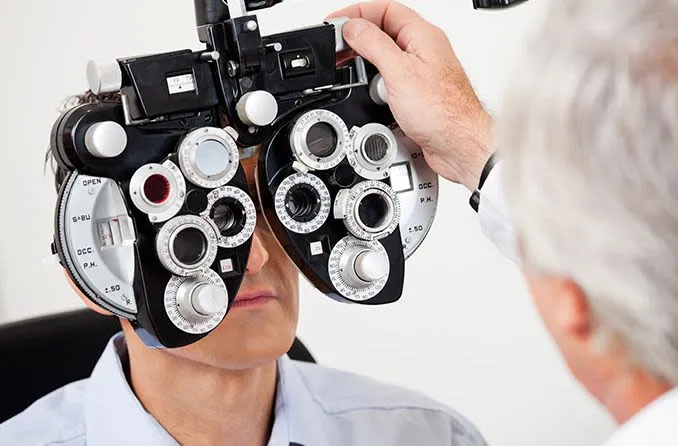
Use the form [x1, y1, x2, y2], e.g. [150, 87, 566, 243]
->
[62, 269, 113, 316]
[523, 270, 593, 342]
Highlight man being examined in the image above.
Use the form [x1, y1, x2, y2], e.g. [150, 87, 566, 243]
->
[0, 91, 487, 446]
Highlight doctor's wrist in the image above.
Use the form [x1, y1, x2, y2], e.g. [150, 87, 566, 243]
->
[454, 114, 495, 192]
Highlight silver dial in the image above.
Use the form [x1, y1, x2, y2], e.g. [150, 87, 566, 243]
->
[387, 124, 439, 259]
[155, 215, 219, 276]
[57, 172, 137, 315]
[333, 180, 401, 241]
[290, 109, 349, 171]
[347, 123, 397, 180]
[201, 186, 257, 248]
[329, 236, 390, 301]
[129, 160, 186, 223]
[274, 173, 331, 234]
[164, 270, 229, 334]
[177, 127, 240, 189]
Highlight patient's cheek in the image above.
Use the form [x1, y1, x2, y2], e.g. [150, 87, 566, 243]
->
[62, 269, 114, 316]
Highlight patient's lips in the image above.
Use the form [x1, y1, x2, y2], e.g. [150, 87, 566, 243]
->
[232, 288, 278, 309]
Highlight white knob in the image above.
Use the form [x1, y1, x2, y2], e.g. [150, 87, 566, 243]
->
[354, 250, 389, 282]
[87, 60, 123, 94]
[84, 121, 127, 158]
[369, 74, 388, 106]
[326, 17, 350, 53]
[177, 280, 228, 323]
[340, 247, 389, 288]
[192, 284, 229, 316]
[236, 91, 278, 127]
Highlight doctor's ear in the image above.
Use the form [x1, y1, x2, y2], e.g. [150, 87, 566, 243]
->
[62, 269, 114, 317]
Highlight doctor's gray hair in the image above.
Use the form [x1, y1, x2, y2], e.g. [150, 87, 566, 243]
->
[498, 0, 678, 383]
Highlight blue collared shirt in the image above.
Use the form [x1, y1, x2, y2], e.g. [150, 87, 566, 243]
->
[0, 333, 487, 445]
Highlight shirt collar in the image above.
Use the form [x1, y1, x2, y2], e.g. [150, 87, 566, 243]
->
[84, 333, 327, 446]
[84, 334, 177, 445]
[605, 386, 678, 446]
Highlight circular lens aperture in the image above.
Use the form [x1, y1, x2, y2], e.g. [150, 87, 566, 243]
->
[362, 134, 390, 163]
[172, 227, 208, 267]
[210, 197, 246, 237]
[285, 184, 321, 223]
[347, 123, 398, 180]
[143, 174, 171, 205]
[156, 215, 219, 276]
[129, 161, 186, 223]
[357, 192, 391, 231]
[306, 122, 338, 158]
[194, 139, 232, 176]
[275, 173, 331, 234]
[202, 186, 257, 248]
[334, 180, 401, 241]
[177, 127, 240, 189]
[290, 110, 349, 171]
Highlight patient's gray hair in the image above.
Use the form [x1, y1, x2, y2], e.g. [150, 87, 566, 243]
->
[499, 0, 678, 383]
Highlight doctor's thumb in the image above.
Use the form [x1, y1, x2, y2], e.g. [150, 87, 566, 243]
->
[342, 18, 405, 80]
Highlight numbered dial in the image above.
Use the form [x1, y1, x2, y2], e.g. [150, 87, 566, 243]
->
[202, 186, 257, 248]
[177, 127, 240, 189]
[57, 172, 137, 315]
[290, 109, 349, 171]
[164, 270, 229, 334]
[274, 173, 331, 234]
[155, 215, 219, 276]
[388, 124, 439, 259]
[329, 237, 390, 302]
[129, 161, 186, 223]
[347, 123, 397, 180]
[333, 180, 401, 241]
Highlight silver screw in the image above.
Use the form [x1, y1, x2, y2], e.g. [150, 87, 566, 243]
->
[244, 20, 258, 32]
[226, 60, 239, 77]
[266, 42, 283, 52]
[200, 51, 220, 62]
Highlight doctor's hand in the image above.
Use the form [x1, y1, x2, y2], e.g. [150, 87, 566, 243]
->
[327, 0, 494, 191]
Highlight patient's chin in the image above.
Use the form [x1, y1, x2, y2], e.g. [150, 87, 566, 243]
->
[170, 311, 298, 370]
[179, 335, 296, 370]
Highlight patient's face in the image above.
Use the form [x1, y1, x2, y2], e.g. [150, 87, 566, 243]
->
[171, 154, 300, 369]
[68, 150, 300, 370]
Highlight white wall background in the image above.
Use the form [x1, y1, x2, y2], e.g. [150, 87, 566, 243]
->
[0, 0, 617, 445]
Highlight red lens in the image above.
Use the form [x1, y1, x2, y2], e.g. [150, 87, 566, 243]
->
[143, 174, 171, 204]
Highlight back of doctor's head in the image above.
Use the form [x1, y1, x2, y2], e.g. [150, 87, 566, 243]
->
[499, 0, 678, 384]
